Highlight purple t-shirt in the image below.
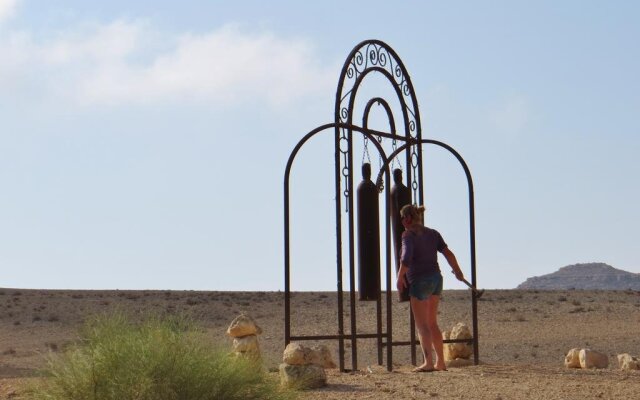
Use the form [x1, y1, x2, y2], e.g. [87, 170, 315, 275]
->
[400, 227, 447, 283]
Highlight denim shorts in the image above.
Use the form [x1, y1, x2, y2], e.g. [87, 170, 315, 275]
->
[409, 274, 443, 300]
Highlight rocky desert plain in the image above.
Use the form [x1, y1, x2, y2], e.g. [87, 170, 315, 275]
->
[0, 287, 639, 399]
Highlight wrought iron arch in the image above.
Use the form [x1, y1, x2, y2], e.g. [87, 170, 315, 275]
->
[335, 40, 423, 206]
[284, 40, 478, 373]
[284, 123, 393, 372]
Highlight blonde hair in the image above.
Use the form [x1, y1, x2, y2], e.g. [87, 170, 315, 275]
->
[400, 204, 425, 224]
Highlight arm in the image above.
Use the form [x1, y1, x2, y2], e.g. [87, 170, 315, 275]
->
[397, 231, 412, 291]
[441, 247, 465, 281]
[397, 263, 409, 292]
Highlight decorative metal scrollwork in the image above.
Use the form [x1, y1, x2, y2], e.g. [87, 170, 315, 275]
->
[335, 40, 421, 212]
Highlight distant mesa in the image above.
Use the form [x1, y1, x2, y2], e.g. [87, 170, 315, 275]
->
[517, 262, 640, 290]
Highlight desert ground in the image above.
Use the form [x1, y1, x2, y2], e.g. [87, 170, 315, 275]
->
[0, 288, 639, 399]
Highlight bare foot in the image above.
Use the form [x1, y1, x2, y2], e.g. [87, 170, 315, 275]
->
[412, 363, 435, 372]
[435, 363, 447, 371]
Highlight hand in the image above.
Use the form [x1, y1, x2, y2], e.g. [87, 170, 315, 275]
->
[453, 269, 465, 282]
[396, 275, 407, 292]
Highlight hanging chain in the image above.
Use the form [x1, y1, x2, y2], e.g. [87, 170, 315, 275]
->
[339, 128, 350, 213]
[375, 134, 383, 191]
[411, 140, 419, 204]
[362, 135, 371, 166]
[391, 136, 399, 171]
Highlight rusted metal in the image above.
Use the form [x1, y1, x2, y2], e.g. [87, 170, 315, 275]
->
[377, 138, 479, 365]
[391, 168, 417, 364]
[390, 168, 411, 302]
[284, 39, 479, 373]
[460, 277, 485, 298]
[289, 333, 472, 344]
[336, 41, 422, 372]
[357, 163, 381, 301]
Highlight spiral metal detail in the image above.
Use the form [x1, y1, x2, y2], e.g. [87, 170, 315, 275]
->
[336, 41, 421, 211]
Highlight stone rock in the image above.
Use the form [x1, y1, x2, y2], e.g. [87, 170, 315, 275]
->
[309, 345, 337, 369]
[564, 348, 581, 368]
[233, 335, 262, 362]
[282, 343, 336, 368]
[233, 335, 260, 354]
[579, 349, 609, 369]
[446, 358, 474, 368]
[443, 322, 473, 361]
[283, 343, 307, 365]
[279, 363, 327, 389]
[226, 314, 262, 338]
[617, 353, 640, 370]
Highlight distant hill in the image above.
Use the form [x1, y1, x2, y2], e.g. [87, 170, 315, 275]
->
[517, 263, 640, 290]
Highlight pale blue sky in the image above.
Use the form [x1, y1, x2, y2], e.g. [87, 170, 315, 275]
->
[1, 0, 638, 290]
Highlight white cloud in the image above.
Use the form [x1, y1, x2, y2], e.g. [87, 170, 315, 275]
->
[0, 19, 335, 108]
[0, 0, 19, 23]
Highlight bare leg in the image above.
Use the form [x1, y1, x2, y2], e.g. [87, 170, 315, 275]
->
[410, 296, 434, 370]
[424, 295, 446, 370]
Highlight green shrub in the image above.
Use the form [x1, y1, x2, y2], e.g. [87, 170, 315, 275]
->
[26, 313, 295, 400]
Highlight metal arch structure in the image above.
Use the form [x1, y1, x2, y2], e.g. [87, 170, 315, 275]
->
[376, 138, 479, 366]
[284, 40, 479, 372]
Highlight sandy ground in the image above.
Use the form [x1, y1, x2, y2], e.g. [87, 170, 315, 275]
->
[1, 288, 639, 399]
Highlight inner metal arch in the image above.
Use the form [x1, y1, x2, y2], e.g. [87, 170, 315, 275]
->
[334, 40, 424, 370]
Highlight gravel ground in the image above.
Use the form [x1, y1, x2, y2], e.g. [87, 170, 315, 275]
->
[1, 288, 639, 399]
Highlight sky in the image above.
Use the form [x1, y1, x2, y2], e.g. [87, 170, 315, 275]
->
[1, 0, 638, 291]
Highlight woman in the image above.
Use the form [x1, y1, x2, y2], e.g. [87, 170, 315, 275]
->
[397, 204, 465, 372]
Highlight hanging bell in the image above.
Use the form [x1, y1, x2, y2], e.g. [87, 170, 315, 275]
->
[390, 168, 411, 302]
[356, 163, 381, 301]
